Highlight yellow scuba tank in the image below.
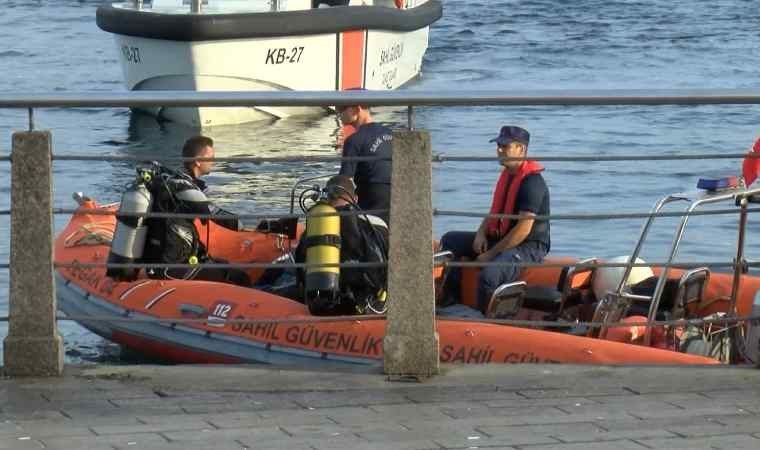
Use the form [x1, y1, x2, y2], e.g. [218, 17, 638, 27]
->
[304, 200, 341, 314]
[107, 169, 153, 281]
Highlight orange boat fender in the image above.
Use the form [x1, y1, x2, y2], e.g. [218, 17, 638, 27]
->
[395, 0, 404, 8]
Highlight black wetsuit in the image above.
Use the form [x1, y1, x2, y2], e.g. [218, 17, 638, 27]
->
[143, 169, 250, 286]
[294, 206, 389, 315]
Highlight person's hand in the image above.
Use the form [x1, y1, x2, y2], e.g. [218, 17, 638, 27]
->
[472, 230, 488, 254]
[476, 251, 494, 262]
[335, 124, 356, 153]
[335, 133, 345, 153]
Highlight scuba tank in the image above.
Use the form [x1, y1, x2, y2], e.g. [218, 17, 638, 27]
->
[106, 168, 154, 281]
[304, 195, 342, 315]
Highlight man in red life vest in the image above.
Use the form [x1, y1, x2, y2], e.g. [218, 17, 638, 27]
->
[440, 125, 551, 314]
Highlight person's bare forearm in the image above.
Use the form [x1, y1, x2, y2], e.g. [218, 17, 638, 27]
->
[489, 218, 533, 254]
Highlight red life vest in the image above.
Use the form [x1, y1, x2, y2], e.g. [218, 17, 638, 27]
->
[486, 160, 544, 239]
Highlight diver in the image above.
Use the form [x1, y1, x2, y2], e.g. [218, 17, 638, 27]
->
[294, 175, 389, 315]
[108, 135, 250, 286]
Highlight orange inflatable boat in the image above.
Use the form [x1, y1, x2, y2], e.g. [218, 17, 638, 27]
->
[54, 178, 760, 366]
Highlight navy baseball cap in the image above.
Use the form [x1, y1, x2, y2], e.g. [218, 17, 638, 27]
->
[489, 126, 530, 146]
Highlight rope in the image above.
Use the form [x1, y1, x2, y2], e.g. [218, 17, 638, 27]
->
[434, 313, 760, 329]
[51, 208, 388, 220]
[63, 222, 114, 247]
[54, 259, 760, 270]
[36, 206, 760, 222]
[0, 312, 755, 330]
[56, 261, 387, 269]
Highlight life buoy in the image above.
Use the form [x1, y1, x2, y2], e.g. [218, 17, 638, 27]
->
[395, 0, 404, 8]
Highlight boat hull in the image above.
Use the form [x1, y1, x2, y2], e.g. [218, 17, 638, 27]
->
[55, 202, 725, 366]
[102, 1, 440, 126]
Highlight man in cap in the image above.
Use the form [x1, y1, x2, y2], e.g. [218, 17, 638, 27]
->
[440, 125, 551, 315]
[337, 90, 393, 224]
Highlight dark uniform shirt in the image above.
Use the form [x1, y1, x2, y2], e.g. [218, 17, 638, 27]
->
[511, 173, 551, 252]
[339, 123, 393, 220]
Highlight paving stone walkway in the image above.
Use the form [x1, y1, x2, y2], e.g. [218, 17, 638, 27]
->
[0, 364, 759, 450]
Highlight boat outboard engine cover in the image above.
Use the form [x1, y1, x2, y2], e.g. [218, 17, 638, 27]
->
[304, 199, 341, 315]
[107, 169, 154, 281]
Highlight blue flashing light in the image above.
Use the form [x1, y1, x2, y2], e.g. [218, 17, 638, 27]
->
[697, 176, 738, 191]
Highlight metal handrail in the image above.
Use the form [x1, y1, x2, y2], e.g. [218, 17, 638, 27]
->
[616, 194, 690, 295]
[39, 152, 760, 163]
[1, 313, 757, 330]
[51, 154, 386, 163]
[55, 208, 388, 220]
[51, 260, 758, 271]
[433, 153, 760, 162]
[47, 206, 760, 220]
[433, 207, 760, 221]
[4, 89, 760, 108]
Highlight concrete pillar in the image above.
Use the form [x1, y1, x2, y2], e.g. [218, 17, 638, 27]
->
[3, 131, 63, 376]
[383, 130, 439, 377]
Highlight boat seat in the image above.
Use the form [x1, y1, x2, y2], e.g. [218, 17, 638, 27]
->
[626, 267, 710, 320]
[522, 258, 597, 315]
[523, 286, 562, 312]
[485, 281, 526, 319]
[433, 250, 455, 305]
[672, 267, 710, 320]
[592, 267, 711, 337]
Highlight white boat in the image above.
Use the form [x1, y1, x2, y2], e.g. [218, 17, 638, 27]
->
[97, 0, 443, 127]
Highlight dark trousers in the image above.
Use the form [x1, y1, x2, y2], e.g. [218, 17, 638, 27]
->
[440, 231, 548, 312]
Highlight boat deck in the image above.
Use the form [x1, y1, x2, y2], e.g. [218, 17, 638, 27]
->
[3, 363, 760, 449]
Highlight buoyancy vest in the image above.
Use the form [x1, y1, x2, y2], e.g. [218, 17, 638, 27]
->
[143, 169, 209, 272]
[295, 207, 388, 315]
[486, 160, 544, 239]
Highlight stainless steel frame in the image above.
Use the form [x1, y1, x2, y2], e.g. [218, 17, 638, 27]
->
[632, 186, 760, 345]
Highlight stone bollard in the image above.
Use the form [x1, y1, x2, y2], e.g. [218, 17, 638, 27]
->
[3, 131, 63, 377]
[383, 130, 439, 378]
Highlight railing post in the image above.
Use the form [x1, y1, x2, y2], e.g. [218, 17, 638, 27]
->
[384, 130, 439, 378]
[3, 131, 63, 377]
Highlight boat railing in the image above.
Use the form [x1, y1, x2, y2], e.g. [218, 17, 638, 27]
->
[4, 89, 760, 377]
